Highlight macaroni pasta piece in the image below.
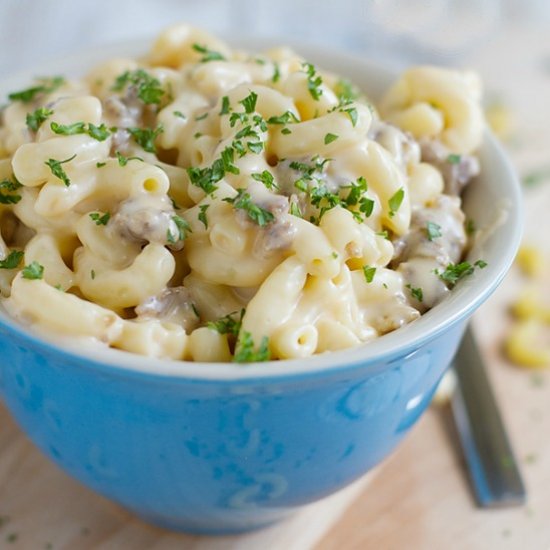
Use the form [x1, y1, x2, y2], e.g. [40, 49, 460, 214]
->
[0, 24, 484, 363]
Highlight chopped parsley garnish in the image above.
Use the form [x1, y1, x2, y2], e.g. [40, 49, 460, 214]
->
[239, 91, 258, 114]
[87, 123, 111, 141]
[128, 124, 164, 153]
[303, 62, 323, 101]
[234, 331, 271, 363]
[198, 204, 209, 228]
[0, 176, 23, 204]
[289, 201, 302, 218]
[195, 112, 208, 121]
[324, 133, 339, 145]
[224, 189, 275, 226]
[167, 215, 192, 243]
[436, 260, 487, 286]
[220, 146, 240, 175]
[91, 269, 96, 280]
[26, 107, 54, 131]
[247, 141, 263, 154]
[115, 152, 143, 166]
[207, 309, 244, 336]
[251, 170, 277, 190]
[344, 108, 358, 127]
[8, 76, 65, 103]
[362, 265, 376, 283]
[426, 221, 442, 241]
[96, 162, 106, 168]
[50, 121, 86, 135]
[45, 154, 76, 186]
[267, 110, 300, 125]
[341, 176, 374, 222]
[173, 110, 186, 119]
[22, 261, 44, 280]
[272, 63, 281, 83]
[334, 78, 360, 103]
[388, 188, 405, 218]
[447, 153, 462, 165]
[192, 43, 226, 63]
[281, 128, 292, 135]
[112, 69, 165, 105]
[220, 96, 231, 115]
[187, 163, 223, 194]
[0, 250, 23, 269]
[50, 121, 111, 141]
[406, 284, 423, 302]
[89, 212, 110, 226]
[377, 230, 390, 239]
[465, 219, 476, 235]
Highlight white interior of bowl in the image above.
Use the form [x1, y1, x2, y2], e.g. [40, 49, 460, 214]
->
[0, 38, 523, 380]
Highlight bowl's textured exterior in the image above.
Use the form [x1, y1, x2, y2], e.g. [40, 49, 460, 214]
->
[0, 319, 464, 533]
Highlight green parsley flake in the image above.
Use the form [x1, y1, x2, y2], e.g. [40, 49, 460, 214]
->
[465, 219, 476, 235]
[128, 124, 164, 153]
[45, 154, 76, 186]
[91, 269, 96, 280]
[324, 133, 339, 145]
[50, 121, 86, 135]
[289, 201, 302, 218]
[96, 162, 106, 168]
[234, 331, 271, 363]
[112, 69, 165, 105]
[192, 43, 226, 63]
[195, 112, 208, 121]
[207, 309, 244, 337]
[426, 221, 442, 241]
[22, 261, 44, 280]
[272, 63, 281, 83]
[303, 62, 323, 101]
[50, 121, 110, 141]
[26, 107, 54, 131]
[173, 110, 186, 120]
[220, 96, 231, 115]
[8, 76, 65, 103]
[267, 111, 300, 125]
[251, 170, 277, 190]
[240, 91, 258, 114]
[87, 123, 111, 141]
[362, 265, 376, 283]
[0, 250, 23, 269]
[223, 189, 275, 226]
[0, 176, 23, 204]
[220, 146, 240, 175]
[247, 141, 263, 154]
[167, 215, 192, 243]
[334, 78, 360, 103]
[388, 188, 405, 218]
[447, 153, 462, 165]
[198, 204, 209, 228]
[436, 259, 487, 287]
[281, 128, 292, 135]
[89, 212, 110, 226]
[343, 107, 358, 127]
[406, 284, 423, 302]
[115, 152, 143, 166]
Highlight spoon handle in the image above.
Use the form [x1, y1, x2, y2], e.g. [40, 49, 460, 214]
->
[451, 326, 526, 507]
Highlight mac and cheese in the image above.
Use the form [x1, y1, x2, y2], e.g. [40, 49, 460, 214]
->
[0, 25, 485, 362]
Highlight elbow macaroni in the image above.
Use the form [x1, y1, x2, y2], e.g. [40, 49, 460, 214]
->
[0, 25, 483, 363]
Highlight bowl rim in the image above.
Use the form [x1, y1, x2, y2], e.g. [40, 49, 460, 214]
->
[0, 37, 523, 381]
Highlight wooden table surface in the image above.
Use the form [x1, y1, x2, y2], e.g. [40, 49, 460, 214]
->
[2, 23, 550, 550]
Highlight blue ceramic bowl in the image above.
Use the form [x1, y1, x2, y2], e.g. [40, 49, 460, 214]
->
[0, 42, 522, 534]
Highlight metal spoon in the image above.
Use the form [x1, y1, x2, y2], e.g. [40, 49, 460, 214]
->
[451, 326, 526, 507]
